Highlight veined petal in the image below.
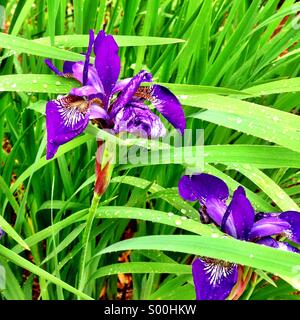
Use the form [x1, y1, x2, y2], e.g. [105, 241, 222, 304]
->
[249, 217, 291, 240]
[112, 70, 153, 115]
[46, 96, 90, 160]
[257, 237, 300, 253]
[222, 187, 255, 240]
[147, 85, 186, 134]
[192, 258, 238, 300]
[94, 30, 120, 102]
[113, 102, 166, 138]
[279, 211, 300, 244]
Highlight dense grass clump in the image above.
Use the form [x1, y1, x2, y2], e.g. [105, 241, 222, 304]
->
[0, 0, 300, 300]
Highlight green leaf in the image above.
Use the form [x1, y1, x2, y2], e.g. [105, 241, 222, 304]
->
[0, 244, 93, 300]
[243, 78, 300, 97]
[95, 206, 220, 236]
[35, 35, 185, 47]
[111, 176, 199, 220]
[98, 235, 300, 290]
[236, 165, 300, 211]
[88, 262, 191, 283]
[0, 75, 79, 94]
[0, 215, 29, 250]
[0, 32, 83, 61]
[186, 94, 300, 153]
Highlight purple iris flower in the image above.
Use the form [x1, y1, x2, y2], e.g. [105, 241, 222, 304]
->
[45, 30, 186, 160]
[178, 173, 300, 300]
[0, 228, 4, 239]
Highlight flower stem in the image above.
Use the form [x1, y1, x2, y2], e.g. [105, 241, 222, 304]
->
[78, 192, 101, 294]
[244, 273, 258, 300]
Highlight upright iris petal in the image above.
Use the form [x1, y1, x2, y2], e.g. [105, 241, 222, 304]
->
[222, 186, 255, 240]
[83, 30, 95, 86]
[178, 172, 300, 300]
[94, 30, 120, 106]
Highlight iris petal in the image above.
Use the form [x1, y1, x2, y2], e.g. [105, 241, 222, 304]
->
[113, 102, 166, 138]
[70, 85, 98, 97]
[206, 196, 227, 226]
[257, 237, 300, 253]
[189, 173, 229, 204]
[249, 217, 291, 240]
[0, 228, 4, 239]
[44, 59, 64, 76]
[178, 176, 198, 202]
[222, 187, 255, 240]
[46, 96, 90, 160]
[178, 173, 229, 226]
[148, 85, 186, 134]
[94, 30, 121, 104]
[192, 258, 238, 300]
[111, 70, 152, 116]
[83, 30, 95, 86]
[279, 211, 300, 245]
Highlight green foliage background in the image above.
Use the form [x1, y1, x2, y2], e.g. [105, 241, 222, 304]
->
[0, 0, 300, 300]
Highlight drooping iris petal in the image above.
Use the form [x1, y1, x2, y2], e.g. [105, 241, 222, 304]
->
[113, 102, 166, 138]
[249, 217, 291, 240]
[94, 30, 120, 103]
[192, 258, 238, 300]
[147, 85, 186, 134]
[178, 175, 198, 202]
[46, 96, 90, 160]
[279, 211, 300, 244]
[257, 237, 300, 253]
[222, 187, 255, 240]
[112, 70, 153, 115]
